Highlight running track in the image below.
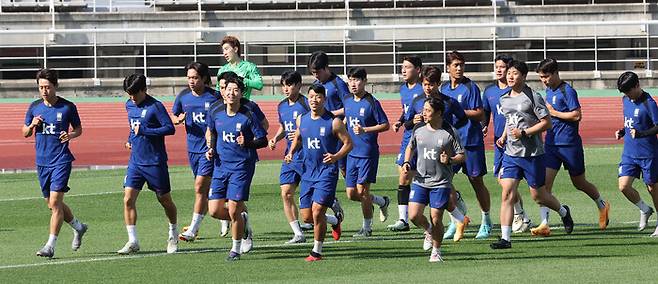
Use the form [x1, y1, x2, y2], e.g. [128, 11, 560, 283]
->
[0, 98, 623, 170]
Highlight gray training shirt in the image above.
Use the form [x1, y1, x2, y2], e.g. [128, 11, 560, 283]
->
[499, 85, 550, 157]
[410, 123, 464, 188]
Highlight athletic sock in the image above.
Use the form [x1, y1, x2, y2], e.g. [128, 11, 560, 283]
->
[46, 234, 57, 248]
[68, 217, 84, 231]
[188, 213, 204, 235]
[325, 214, 338, 226]
[501, 225, 512, 241]
[398, 185, 410, 222]
[594, 197, 606, 209]
[168, 223, 178, 238]
[558, 206, 568, 218]
[482, 211, 491, 225]
[231, 239, 242, 254]
[398, 205, 409, 223]
[635, 200, 652, 213]
[290, 221, 303, 236]
[363, 218, 373, 231]
[449, 208, 465, 223]
[513, 201, 523, 215]
[126, 225, 138, 244]
[372, 195, 386, 207]
[540, 206, 550, 225]
[312, 240, 323, 255]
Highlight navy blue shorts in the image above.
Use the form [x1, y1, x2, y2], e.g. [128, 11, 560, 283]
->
[279, 161, 303, 185]
[209, 163, 255, 201]
[37, 162, 72, 198]
[409, 183, 451, 209]
[124, 164, 172, 196]
[544, 144, 586, 176]
[619, 156, 658, 185]
[299, 179, 337, 209]
[345, 156, 379, 188]
[187, 152, 213, 177]
[453, 145, 487, 177]
[492, 140, 504, 177]
[500, 154, 546, 189]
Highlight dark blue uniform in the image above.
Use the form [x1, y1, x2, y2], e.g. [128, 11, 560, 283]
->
[619, 92, 658, 185]
[482, 82, 511, 176]
[277, 95, 310, 185]
[396, 82, 423, 166]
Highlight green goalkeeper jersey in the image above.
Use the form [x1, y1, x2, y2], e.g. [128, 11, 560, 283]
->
[216, 59, 263, 99]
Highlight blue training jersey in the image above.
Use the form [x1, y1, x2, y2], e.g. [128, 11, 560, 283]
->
[409, 93, 467, 130]
[482, 82, 511, 139]
[545, 82, 582, 146]
[171, 86, 219, 153]
[314, 73, 349, 113]
[208, 104, 267, 170]
[344, 92, 389, 158]
[441, 78, 484, 147]
[400, 82, 424, 140]
[24, 97, 81, 166]
[126, 95, 175, 166]
[622, 92, 658, 159]
[277, 95, 310, 160]
[299, 111, 340, 181]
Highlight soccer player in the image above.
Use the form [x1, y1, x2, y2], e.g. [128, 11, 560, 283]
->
[490, 60, 574, 249]
[307, 51, 350, 117]
[403, 97, 465, 262]
[285, 84, 353, 261]
[118, 74, 179, 255]
[343, 67, 391, 237]
[268, 70, 312, 244]
[172, 62, 220, 241]
[206, 76, 268, 261]
[440, 50, 492, 239]
[23, 69, 88, 258]
[388, 55, 424, 232]
[482, 55, 533, 233]
[614, 71, 658, 236]
[534, 58, 610, 235]
[216, 35, 263, 100]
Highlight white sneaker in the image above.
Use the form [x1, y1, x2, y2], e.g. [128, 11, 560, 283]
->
[512, 214, 523, 232]
[514, 219, 533, 233]
[379, 196, 390, 222]
[178, 231, 196, 242]
[429, 251, 444, 263]
[72, 223, 88, 251]
[423, 232, 432, 251]
[36, 245, 54, 258]
[117, 242, 140, 255]
[241, 213, 253, 254]
[220, 220, 230, 237]
[285, 234, 306, 244]
[639, 207, 654, 231]
[651, 227, 658, 237]
[167, 237, 178, 254]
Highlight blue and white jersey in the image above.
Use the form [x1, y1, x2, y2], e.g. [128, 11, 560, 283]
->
[622, 92, 658, 159]
[126, 95, 175, 166]
[314, 73, 349, 113]
[24, 97, 81, 166]
[545, 82, 582, 146]
[441, 78, 484, 147]
[299, 112, 340, 181]
[207, 104, 267, 170]
[482, 82, 511, 139]
[277, 95, 310, 160]
[409, 93, 467, 129]
[400, 82, 424, 140]
[343, 93, 389, 158]
[171, 86, 219, 153]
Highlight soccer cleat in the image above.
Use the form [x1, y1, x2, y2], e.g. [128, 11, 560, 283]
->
[352, 227, 372, 238]
[167, 237, 178, 254]
[651, 227, 658, 237]
[305, 251, 322, 262]
[455, 191, 468, 216]
[226, 251, 240, 261]
[639, 207, 654, 231]
[423, 232, 433, 251]
[598, 201, 610, 230]
[443, 221, 456, 240]
[530, 223, 551, 237]
[241, 213, 253, 253]
[561, 205, 574, 234]
[331, 198, 344, 221]
[475, 223, 491, 239]
[300, 222, 314, 231]
[36, 245, 54, 258]
[514, 219, 533, 234]
[453, 216, 470, 242]
[512, 214, 523, 232]
[117, 242, 140, 255]
[379, 196, 390, 222]
[72, 223, 88, 251]
[179, 231, 196, 242]
[286, 234, 306, 244]
[387, 219, 411, 232]
[490, 238, 512, 249]
[429, 251, 444, 263]
[220, 220, 230, 237]
[331, 222, 342, 241]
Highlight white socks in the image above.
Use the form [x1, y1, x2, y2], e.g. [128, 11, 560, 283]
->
[372, 195, 386, 207]
[482, 211, 491, 224]
[540, 206, 550, 225]
[231, 239, 242, 254]
[126, 225, 138, 244]
[326, 215, 338, 226]
[636, 200, 652, 213]
[513, 201, 523, 215]
[290, 221, 303, 236]
[398, 205, 409, 222]
[188, 213, 204, 235]
[46, 234, 57, 248]
[312, 240, 323, 254]
[68, 218, 84, 231]
[558, 206, 568, 218]
[501, 225, 512, 241]
[594, 197, 606, 209]
[449, 208, 465, 223]
[363, 218, 372, 230]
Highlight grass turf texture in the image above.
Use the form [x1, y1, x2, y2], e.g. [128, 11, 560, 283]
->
[1, 145, 658, 282]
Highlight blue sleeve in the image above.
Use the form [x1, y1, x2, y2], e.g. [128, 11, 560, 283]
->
[24, 105, 34, 126]
[469, 83, 483, 109]
[172, 94, 183, 115]
[373, 100, 389, 125]
[452, 99, 468, 124]
[649, 98, 658, 125]
[139, 102, 175, 136]
[69, 104, 81, 128]
[338, 81, 350, 106]
[250, 102, 266, 122]
[207, 109, 216, 132]
[482, 90, 491, 112]
[249, 112, 267, 139]
[564, 87, 581, 111]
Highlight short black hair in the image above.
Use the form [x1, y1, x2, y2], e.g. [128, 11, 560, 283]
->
[536, 58, 559, 74]
[225, 75, 245, 92]
[446, 50, 465, 65]
[508, 60, 529, 77]
[347, 67, 367, 80]
[36, 68, 58, 87]
[308, 84, 326, 97]
[494, 54, 513, 66]
[123, 74, 147, 94]
[426, 97, 445, 116]
[402, 55, 422, 69]
[421, 66, 442, 84]
[617, 71, 639, 93]
[280, 70, 302, 85]
[308, 51, 329, 71]
[218, 71, 239, 82]
[185, 61, 211, 85]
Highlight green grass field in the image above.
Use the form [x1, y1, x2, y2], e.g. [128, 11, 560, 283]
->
[2, 145, 658, 282]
